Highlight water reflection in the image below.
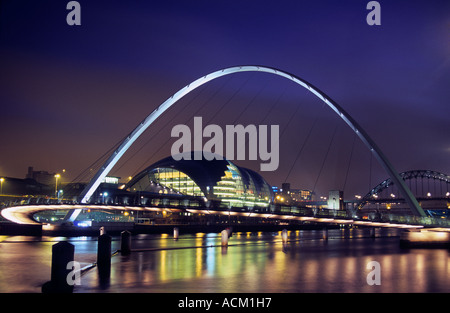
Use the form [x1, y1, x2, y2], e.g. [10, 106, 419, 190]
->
[1, 229, 449, 292]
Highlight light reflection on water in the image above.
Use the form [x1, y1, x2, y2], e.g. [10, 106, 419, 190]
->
[0, 229, 449, 293]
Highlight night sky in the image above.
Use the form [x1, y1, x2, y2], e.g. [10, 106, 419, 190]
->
[0, 0, 449, 198]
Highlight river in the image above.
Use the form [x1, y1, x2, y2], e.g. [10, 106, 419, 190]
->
[0, 228, 449, 293]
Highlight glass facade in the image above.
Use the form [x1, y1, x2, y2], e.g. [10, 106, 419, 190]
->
[128, 159, 273, 209]
[213, 162, 271, 208]
[148, 168, 204, 197]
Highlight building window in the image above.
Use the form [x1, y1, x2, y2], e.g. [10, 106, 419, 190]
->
[148, 168, 204, 197]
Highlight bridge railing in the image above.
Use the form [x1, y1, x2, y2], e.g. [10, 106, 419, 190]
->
[2, 197, 450, 228]
[359, 212, 450, 228]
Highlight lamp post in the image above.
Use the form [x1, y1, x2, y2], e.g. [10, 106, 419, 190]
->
[55, 174, 61, 199]
[0, 177, 4, 195]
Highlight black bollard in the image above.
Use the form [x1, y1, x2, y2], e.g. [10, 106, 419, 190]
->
[120, 230, 131, 255]
[42, 241, 75, 293]
[97, 234, 111, 279]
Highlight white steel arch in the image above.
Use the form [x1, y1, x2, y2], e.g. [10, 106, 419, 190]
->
[78, 65, 426, 217]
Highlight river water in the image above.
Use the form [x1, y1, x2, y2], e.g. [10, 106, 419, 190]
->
[0, 228, 449, 293]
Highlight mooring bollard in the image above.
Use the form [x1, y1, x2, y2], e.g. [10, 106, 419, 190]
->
[120, 230, 131, 255]
[42, 241, 75, 293]
[281, 229, 288, 245]
[173, 227, 179, 240]
[221, 229, 229, 247]
[323, 228, 328, 241]
[97, 234, 111, 279]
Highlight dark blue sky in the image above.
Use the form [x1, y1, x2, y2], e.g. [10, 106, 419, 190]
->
[0, 0, 449, 197]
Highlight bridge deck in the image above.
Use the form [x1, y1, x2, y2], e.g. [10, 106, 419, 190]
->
[3, 202, 447, 229]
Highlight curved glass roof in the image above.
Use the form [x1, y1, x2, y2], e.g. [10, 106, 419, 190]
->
[126, 153, 273, 207]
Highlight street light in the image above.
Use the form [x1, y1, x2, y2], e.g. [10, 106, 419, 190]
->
[54, 174, 61, 199]
[0, 177, 4, 195]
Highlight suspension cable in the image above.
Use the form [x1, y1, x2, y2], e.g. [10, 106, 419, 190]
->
[368, 149, 373, 194]
[312, 124, 339, 195]
[231, 80, 269, 125]
[342, 132, 357, 192]
[130, 74, 251, 176]
[62, 131, 131, 196]
[283, 114, 319, 184]
[111, 83, 209, 175]
[234, 85, 288, 155]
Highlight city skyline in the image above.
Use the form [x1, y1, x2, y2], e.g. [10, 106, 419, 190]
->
[0, 0, 449, 198]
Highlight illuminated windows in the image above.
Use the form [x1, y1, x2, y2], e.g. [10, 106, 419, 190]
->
[149, 168, 203, 197]
[127, 156, 273, 208]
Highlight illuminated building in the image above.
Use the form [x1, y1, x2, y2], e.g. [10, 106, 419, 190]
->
[126, 153, 273, 208]
[273, 182, 313, 204]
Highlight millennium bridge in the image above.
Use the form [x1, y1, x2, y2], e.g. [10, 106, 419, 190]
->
[1, 66, 449, 234]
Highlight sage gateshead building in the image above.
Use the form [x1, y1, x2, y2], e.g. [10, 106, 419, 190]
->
[126, 153, 274, 209]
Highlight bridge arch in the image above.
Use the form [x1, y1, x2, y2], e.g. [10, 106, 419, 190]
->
[358, 170, 450, 210]
[78, 65, 426, 217]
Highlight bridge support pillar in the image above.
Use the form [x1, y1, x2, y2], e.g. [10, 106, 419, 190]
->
[63, 209, 82, 223]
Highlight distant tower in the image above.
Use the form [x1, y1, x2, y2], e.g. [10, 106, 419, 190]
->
[328, 190, 344, 210]
[26, 166, 34, 179]
[281, 183, 291, 194]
